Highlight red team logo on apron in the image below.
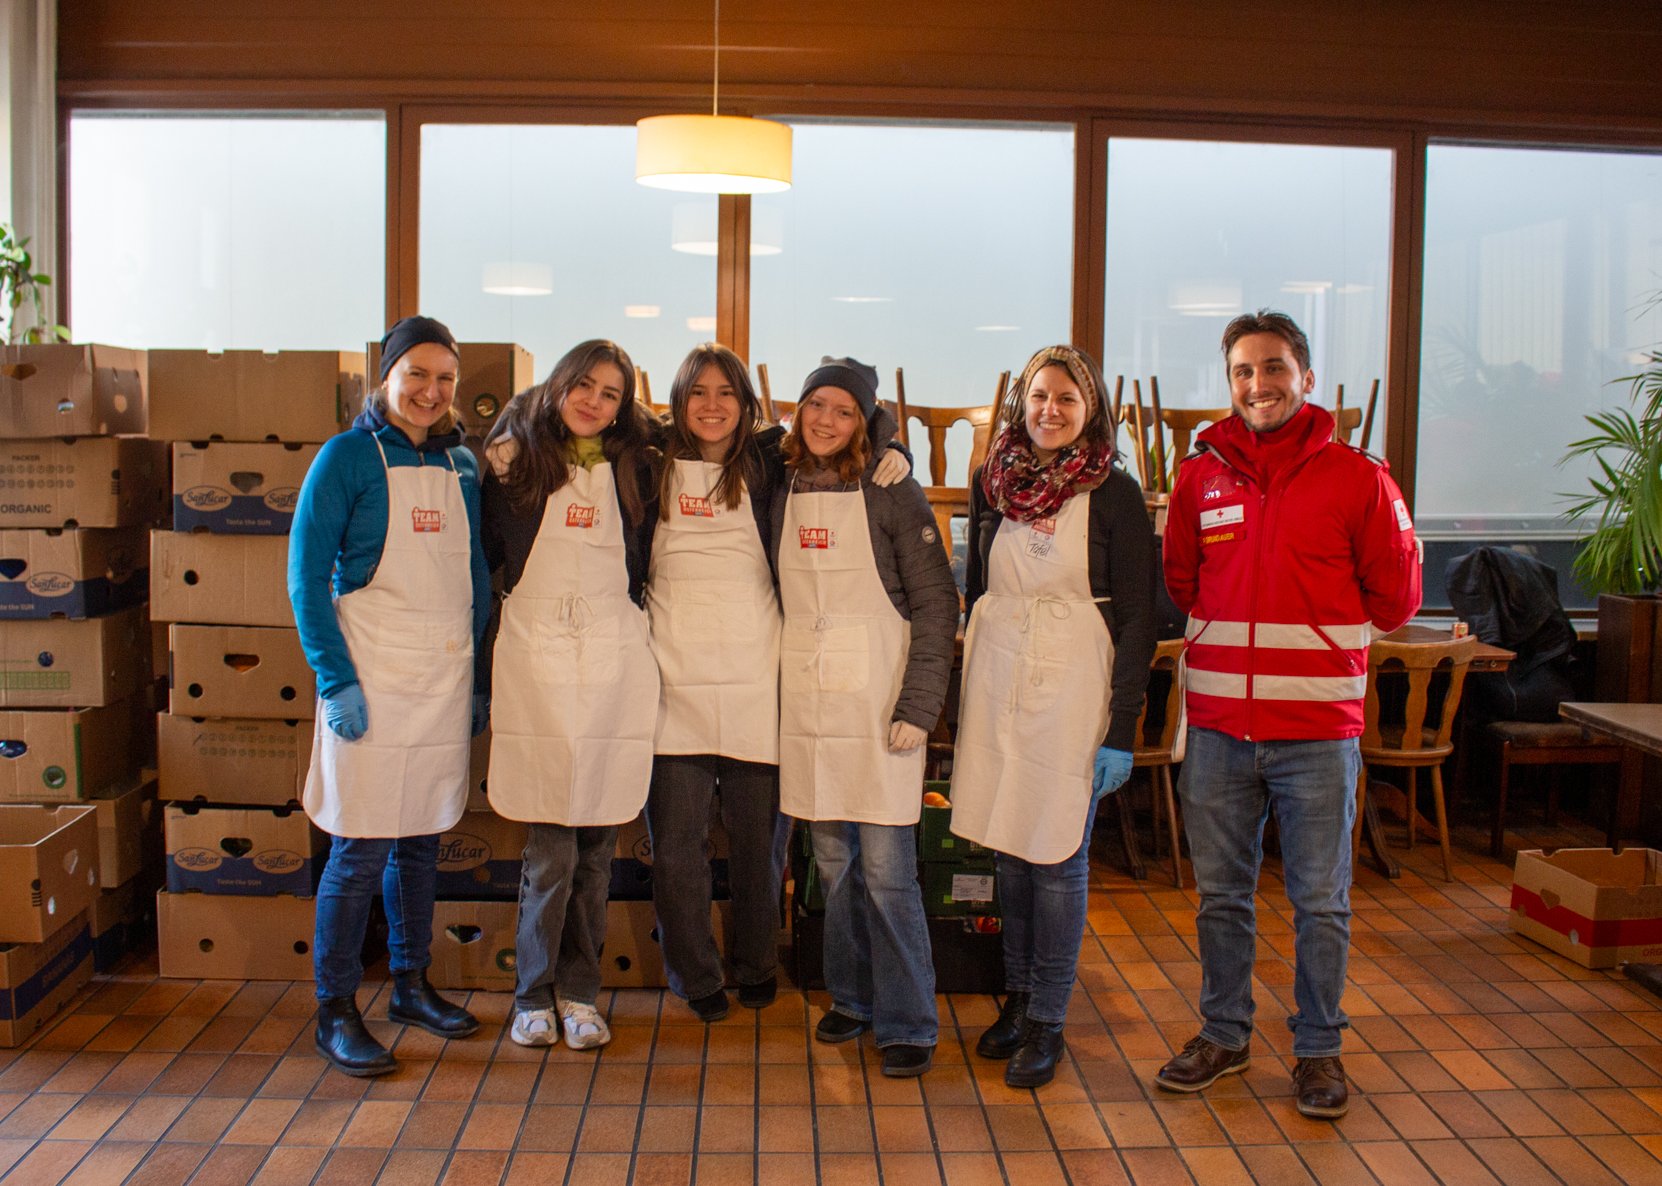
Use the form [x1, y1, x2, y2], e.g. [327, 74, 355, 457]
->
[411, 509, 444, 533]
[1027, 515, 1057, 558]
[678, 493, 715, 518]
[566, 504, 598, 529]
[798, 526, 836, 549]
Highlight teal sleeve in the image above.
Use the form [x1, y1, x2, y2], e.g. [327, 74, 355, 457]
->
[287, 434, 380, 699]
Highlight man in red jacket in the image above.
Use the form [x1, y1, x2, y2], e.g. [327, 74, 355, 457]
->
[1156, 310, 1421, 1119]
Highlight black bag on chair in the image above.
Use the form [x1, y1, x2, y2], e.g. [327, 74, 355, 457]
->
[1444, 546, 1575, 723]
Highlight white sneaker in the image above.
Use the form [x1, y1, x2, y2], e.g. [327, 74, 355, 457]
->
[510, 1007, 558, 1047]
[557, 998, 611, 1050]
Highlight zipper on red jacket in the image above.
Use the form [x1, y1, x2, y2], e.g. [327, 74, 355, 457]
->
[1245, 487, 1267, 741]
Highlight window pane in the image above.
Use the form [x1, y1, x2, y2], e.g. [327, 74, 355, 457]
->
[1103, 137, 1393, 458]
[749, 122, 1074, 485]
[69, 112, 385, 350]
[420, 124, 716, 393]
[1418, 145, 1662, 609]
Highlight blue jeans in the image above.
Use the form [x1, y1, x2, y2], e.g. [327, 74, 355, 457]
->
[1177, 727, 1360, 1058]
[996, 798, 1099, 1025]
[647, 754, 782, 1001]
[314, 833, 438, 1001]
[810, 819, 937, 1048]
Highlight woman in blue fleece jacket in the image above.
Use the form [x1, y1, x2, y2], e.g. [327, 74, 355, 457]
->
[288, 316, 492, 1078]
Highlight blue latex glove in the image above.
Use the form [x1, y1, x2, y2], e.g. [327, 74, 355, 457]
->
[322, 684, 368, 741]
[1091, 747, 1134, 802]
[471, 693, 490, 738]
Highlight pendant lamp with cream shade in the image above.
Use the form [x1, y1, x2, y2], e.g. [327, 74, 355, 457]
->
[635, 0, 792, 194]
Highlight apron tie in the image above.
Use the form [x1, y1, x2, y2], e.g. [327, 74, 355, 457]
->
[1007, 594, 1109, 711]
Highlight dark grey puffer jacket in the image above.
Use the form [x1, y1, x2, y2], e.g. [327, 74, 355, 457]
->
[767, 408, 960, 732]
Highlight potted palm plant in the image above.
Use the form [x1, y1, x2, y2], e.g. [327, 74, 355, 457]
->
[1562, 305, 1662, 700]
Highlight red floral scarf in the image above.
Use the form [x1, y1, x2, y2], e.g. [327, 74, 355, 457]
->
[981, 422, 1114, 523]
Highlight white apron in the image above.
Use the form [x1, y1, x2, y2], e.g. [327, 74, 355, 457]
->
[949, 494, 1114, 863]
[647, 458, 781, 763]
[486, 462, 659, 825]
[304, 440, 474, 839]
[778, 480, 922, 826]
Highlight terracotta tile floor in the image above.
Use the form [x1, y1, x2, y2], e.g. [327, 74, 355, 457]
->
[4, 812, 1660, 1185]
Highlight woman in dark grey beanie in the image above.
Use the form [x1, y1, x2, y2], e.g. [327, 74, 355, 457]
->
[769, 356, 958, 1079]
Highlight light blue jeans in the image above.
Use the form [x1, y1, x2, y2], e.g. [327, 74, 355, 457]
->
[1177, 727, 1360, 1058]
[809, 819, 937, 1048]
[996, 798, 1099, 1025]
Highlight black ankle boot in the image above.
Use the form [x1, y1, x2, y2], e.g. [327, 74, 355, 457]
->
[386, 970, 479, 1038]
[315, 996, 397, 1077]
[976, 991, 1030, 1060]
[1005, 1019, 1066, 1088]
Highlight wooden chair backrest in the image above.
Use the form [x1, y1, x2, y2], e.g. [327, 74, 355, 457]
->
[1362, 636, 1478, 755]
[1331, 405, 1362, 445]
[1119, 405, 1231, 490]
[906, 404, 997, 487]
[1133, 639, 1186, 762]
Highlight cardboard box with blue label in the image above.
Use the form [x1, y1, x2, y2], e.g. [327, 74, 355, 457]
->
[0, 437, 168, 529]
[0, 909, 93, 1046]
[435, 810, 528, 899]
[0, 343, 146, 439]
[164, 802, 324, 896]
[0, 605, 150, 708]
[171, 441, 318, 534]
[0, 697, 147, 803]
[147, 349, 365, 443]
[0, 527, 148, 620]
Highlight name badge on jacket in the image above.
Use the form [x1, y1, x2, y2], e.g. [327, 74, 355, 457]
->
[1199, 502, 1244, 546]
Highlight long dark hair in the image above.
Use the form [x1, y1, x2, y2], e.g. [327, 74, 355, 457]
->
[657, 343, 765, 520]
[483, 339, 657, 525]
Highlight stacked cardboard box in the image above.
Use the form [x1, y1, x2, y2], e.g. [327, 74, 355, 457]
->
[148, 351, 362, 980]
[793, 781, 1004, 993]
[0, 344, 168, 1034]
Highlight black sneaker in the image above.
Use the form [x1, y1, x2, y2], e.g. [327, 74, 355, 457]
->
[688, 989, 730, 1023]
[814, 1011, 868, 1044]
[737, 976, 777, 1009]
[881, 1044, 934, 1078]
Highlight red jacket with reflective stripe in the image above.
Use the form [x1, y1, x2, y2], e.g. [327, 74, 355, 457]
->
[1162, 404, 1422, 742]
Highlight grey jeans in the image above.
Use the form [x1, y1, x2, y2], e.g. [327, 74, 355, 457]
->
[646, 753, 782, 1001]
[514, 822, 616, 1011]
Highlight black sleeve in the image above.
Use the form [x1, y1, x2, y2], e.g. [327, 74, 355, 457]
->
[963, 467, 996, 615]
[1092, 468, 1158, 751]
[884, 479, 961, 732]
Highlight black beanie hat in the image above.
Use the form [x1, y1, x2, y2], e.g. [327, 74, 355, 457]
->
[800, 356, 879, 420]
[379, 315, 459, 381]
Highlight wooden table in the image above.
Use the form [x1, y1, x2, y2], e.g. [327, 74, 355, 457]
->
[1559, 702, 1662, 850]
[1358, 627, 1516, 879]
[1384, 624, 1515, 671]
[1560, 702, 1662, 996]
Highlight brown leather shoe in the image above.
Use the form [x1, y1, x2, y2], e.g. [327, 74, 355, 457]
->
[1293, 1056, 1349, 1118]
[1154, 1035, 1249, 1092]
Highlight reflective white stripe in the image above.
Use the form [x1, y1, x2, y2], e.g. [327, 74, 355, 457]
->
[1256, 622, 1372, 650]
[1254, 674, 1367, 702]
[1186, 668, 1247, 699]
[1187, 617, 1249, 646]
[1186, 618, 1371, 651]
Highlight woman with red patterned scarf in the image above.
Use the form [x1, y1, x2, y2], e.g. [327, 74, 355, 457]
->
[949, 344, 1157, 1087]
